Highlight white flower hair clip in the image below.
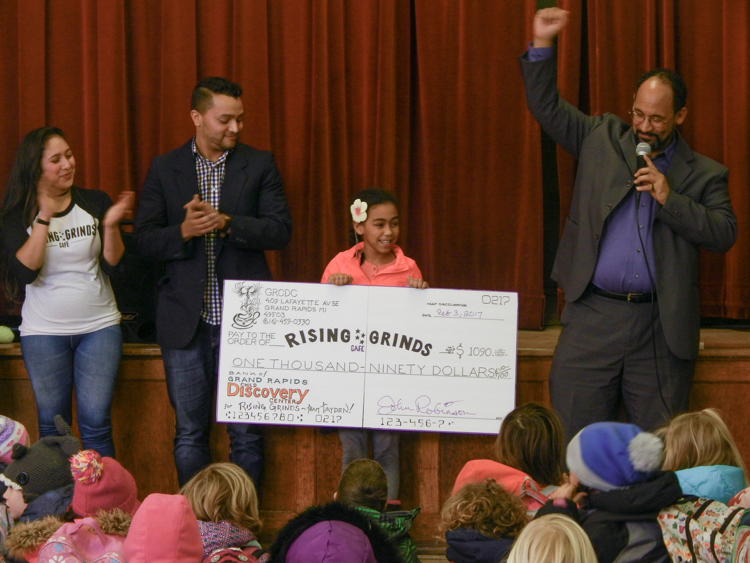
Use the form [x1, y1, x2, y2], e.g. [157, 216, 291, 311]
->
[350, 199, 368, 223]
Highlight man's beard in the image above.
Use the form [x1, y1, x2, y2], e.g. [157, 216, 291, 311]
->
[635, 129, 673, 153]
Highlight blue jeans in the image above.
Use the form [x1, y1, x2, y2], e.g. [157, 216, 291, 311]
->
[161, 321, 263, 487]
[21, 325, 122, 458]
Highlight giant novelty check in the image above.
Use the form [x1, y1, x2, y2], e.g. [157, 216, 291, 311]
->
[217, 281, 517, 434]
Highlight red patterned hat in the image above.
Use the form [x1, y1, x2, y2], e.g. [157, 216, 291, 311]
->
[70, 450, 141, 517]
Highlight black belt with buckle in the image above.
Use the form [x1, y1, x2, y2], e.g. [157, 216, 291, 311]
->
[591, 285, 656, 303]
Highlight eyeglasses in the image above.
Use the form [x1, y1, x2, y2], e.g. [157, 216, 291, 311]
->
[629, 109, 673, 129]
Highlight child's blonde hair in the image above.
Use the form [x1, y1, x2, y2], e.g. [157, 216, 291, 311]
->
[658, 408, 748, 484]
[180, 462, 262, 532]
[336, 459, 388, 511]
[494, 402, 565, 487]
[506, 513, 597, 563]
[439, 479, 528, 539]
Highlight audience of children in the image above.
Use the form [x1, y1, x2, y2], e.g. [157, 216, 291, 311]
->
[180, 462, 268, 562]
[657, 408, 748, 504]
[540, 421, 682, 563]
[335, 458, 420, 563]
[439, 479, 528, 563]
[453, 403, 564, 512]
[29, 449, 139, 562]
[2, 405, 750, 563]
[505, 513, 597, 563]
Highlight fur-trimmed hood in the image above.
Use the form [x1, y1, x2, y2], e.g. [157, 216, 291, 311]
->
[3, 508, 132, 560]
[269, 502, 404, 563]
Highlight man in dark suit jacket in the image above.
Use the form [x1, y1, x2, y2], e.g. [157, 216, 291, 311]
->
[520, 9, 736, 442]
[135, 77, 292, 486]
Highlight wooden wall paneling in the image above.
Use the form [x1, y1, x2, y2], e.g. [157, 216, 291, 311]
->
[293, 426, 317, 511]
[413, 432, 440, 538]
[314, 428, 341, 506]
[0, 379, 37, 437]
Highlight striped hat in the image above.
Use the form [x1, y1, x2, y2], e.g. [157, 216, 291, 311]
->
[566, 422, 664, 492]
[0, 416, 29, 465]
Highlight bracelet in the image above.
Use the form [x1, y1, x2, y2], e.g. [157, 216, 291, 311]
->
[35, 218, 50, 226]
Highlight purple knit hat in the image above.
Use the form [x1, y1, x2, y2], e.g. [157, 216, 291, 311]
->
[286, 520, 377, 563]
[566, 422, 664, 492]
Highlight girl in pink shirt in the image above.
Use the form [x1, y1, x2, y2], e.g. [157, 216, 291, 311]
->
[321, 188, 428, 507]
[322, 189, 428, 289]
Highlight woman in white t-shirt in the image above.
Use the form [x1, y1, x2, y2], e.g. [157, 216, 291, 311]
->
[0, 127, 134, 457]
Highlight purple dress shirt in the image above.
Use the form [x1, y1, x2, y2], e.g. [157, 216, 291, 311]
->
[528, 44, 676, 294]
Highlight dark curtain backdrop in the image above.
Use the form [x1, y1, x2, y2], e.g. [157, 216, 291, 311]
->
[556, 0, 750, 318]
[0, 0, 747, 327]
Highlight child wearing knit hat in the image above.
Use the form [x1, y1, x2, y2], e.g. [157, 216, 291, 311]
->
[536, 422, 683, 563]
[1, 415, 80, 522]
[269, 502, 403, 563]
[69, 449, 140, 518]
[1, 415, 80, 562]
[8, 450, 140, 563]
[29, 450, 140, 563]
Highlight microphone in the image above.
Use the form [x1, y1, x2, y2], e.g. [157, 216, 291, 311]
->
[635, 142, 651, 205]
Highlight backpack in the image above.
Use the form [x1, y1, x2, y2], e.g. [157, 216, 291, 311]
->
[203, 547, 263, 562]
[37, 517, 126, 563]
[452, 460, 552, 512]
[658, 497, 749, 562]
[732, 510, 750, 563]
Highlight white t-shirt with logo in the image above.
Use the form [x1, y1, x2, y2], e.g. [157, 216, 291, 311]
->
[20, 193, 121, 336]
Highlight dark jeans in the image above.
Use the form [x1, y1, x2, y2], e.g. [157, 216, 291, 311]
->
[161, 321, 263, 486]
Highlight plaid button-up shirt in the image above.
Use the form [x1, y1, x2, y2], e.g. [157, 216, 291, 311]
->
[192, 139, 230, 325]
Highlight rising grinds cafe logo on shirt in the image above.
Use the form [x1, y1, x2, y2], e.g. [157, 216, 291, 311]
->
[232, 282, 262, 329]
[47, 223, 97, 249]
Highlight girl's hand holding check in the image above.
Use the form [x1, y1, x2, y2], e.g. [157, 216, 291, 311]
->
[327, 273, 353, 286]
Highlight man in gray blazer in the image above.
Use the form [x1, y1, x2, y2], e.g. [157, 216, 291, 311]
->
[135, 77, 292, 486]
[520, 8, 736, 441]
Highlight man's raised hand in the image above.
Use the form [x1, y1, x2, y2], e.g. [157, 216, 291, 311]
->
[533, 7, 570, 48]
